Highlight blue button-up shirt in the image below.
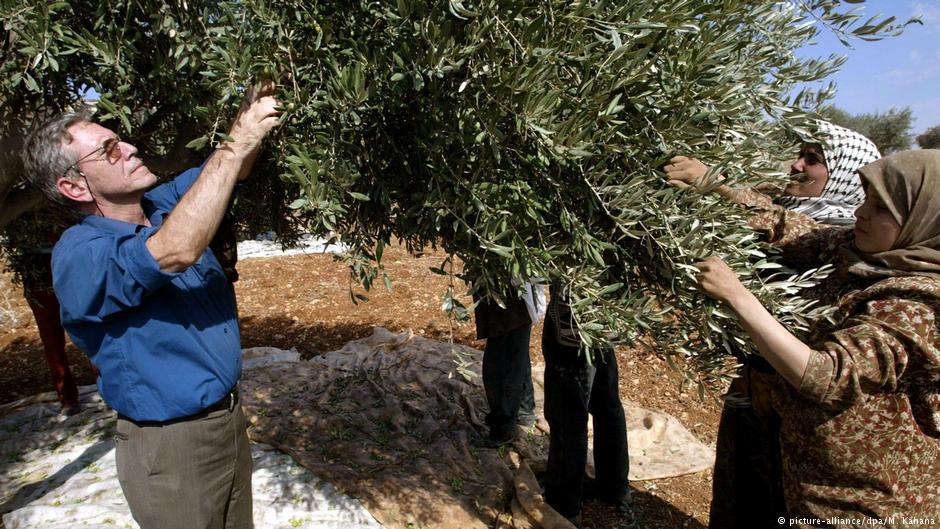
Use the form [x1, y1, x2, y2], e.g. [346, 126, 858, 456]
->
[52, 167, 242, 421]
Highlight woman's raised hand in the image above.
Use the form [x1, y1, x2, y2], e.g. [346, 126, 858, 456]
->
[695, 256, 751, 307]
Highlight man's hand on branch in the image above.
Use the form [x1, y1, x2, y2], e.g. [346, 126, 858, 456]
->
[147, 79, 282, 272]
[694, 256, 753, 309]
[664, 156, 723, 190]
[227, 80, 281, 164]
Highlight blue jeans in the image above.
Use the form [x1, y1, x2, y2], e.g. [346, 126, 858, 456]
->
[542, 313, 629, 519]
[483, 323, 536, 439]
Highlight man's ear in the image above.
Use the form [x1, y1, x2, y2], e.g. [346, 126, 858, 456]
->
[56, 175, 93, 203]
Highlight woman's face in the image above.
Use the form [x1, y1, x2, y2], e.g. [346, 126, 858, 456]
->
[854, 186, 902, 254]
[785, 143, 829, 197]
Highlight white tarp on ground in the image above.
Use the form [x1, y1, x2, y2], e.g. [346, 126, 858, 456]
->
[0, 350, 383, 529]
[2, 333, 713, 529]
[240, 329, 714, 529]
[236, 234, 346, 260]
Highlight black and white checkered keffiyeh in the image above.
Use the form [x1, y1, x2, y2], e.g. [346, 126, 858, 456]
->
[776, 120, 881, 225]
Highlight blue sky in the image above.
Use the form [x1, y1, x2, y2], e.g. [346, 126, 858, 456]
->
[796, 0, 940, 135]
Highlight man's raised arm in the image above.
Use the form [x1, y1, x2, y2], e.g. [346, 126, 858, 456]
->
[146, 81, 280, 273]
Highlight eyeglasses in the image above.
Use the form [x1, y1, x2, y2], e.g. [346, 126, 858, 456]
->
[64, 136, 122, 176]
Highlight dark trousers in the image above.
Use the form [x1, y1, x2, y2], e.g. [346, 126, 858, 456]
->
[115, 403, 254, 529]
[709, 367, 786, 529]
[24, 284, 78, 408]
[542, 319, 629, 519]
[483, 323, 535, 439]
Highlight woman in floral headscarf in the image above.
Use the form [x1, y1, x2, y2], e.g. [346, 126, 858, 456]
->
[697, 150, 940, 526]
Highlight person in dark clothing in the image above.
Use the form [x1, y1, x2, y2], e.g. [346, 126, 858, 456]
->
[475, 292, 536, 445]
[541, 287, 631, 527]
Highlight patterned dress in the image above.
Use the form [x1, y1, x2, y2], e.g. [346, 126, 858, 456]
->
[775, 276, 940, 525]
[708, 193, 860, 529]
[743, 198, 940, 526]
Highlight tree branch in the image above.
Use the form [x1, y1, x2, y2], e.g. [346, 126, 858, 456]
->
[140, 123, 203, 175]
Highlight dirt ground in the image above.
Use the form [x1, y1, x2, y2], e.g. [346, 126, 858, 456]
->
[0, 243, 721, 529]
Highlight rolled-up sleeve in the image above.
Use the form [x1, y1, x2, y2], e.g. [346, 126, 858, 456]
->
[53, 226, 178, 323]
[722, 187, 774, 209]
[798, 298, 936, 406]
[747, 205, 822, 247]
[121, 226, 177, 291]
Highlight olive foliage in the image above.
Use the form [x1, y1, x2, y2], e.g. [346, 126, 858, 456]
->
[820, 104, 914, 154]
[916, 126, 940, 150]
[0, 0, 913, 384]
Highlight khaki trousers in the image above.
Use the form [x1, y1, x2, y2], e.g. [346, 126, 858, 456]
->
[115, 403, 253, 529]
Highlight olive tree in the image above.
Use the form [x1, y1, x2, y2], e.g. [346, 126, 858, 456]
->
[820, 105, 914, 154]
[0, 0, 913, 385]
[916, 126, 940, 150]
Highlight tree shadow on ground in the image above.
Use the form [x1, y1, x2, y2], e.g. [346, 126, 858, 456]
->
[581, 489, 708, 529]
[239, 316, 711, 529]
[240, 316, 519, 528]
[0, 336, 96, 404]
[0, 407, 114, 518]
[0, 440, 113, 517]
[238, 314, 481, 358]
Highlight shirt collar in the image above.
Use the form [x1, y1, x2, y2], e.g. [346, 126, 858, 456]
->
[79, 197, 166, 233]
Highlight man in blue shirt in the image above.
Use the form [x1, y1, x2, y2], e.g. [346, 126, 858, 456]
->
[22, 81, 280, 529]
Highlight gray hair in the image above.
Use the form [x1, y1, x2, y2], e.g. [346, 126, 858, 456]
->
[22, 106, 94, 205]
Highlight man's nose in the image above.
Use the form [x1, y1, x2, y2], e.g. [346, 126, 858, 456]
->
[120, 141, 138, 158]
